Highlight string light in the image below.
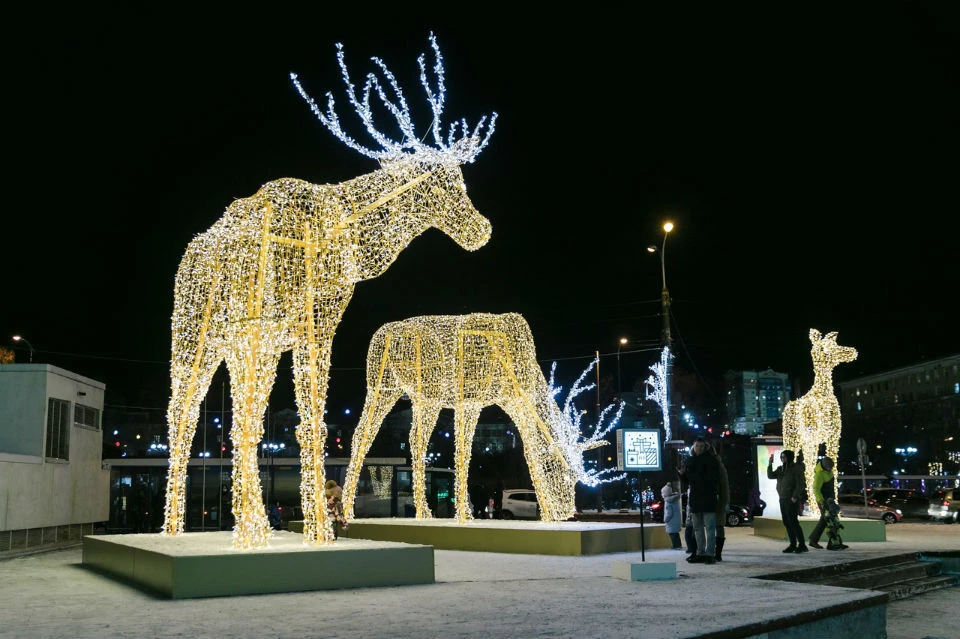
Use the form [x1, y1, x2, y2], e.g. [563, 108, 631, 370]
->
[644, 346, 673, 442]
[343, 313, 624, 523]
[370, 466, 394, 500]
[782, 329, 857, 517]
[162, 34, 496, 550]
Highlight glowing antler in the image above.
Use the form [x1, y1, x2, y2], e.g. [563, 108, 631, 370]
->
[290, 32, 497, 164]
[547, 359, 626, 487]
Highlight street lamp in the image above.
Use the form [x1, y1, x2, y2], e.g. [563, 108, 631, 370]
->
[11, 335, 34, 363]
[617, 337, 628, 399]
[646, 221, 674, 348]
[647, 221, 675, 440]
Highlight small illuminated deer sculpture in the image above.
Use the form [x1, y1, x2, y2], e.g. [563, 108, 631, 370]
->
[342, 313, 624, 523]
[781, 329, 858, 516]
[161, 34, 496, 549]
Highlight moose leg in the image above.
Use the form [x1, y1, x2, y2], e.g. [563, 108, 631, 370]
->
[341, 385, 403, 520]
[409, 399, 441, 519]
[500, 399, 567, 521]
[452, 403, 482, 523]
[224, 347, 280, 550]
[291, 334, 339, 545]
[161, 343, 221, 536]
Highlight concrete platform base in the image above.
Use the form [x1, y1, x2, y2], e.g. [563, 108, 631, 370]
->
[290, 518, 670, 555]
[612, 560, 677, 581]
[81, 530, 434, 599]
[753, 515, 887, 542]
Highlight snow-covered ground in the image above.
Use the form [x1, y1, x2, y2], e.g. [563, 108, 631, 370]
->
[0, 522, 957, 639]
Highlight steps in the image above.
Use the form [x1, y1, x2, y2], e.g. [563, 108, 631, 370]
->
[757, 551, 960, 601]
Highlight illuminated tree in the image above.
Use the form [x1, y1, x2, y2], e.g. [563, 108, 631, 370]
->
[782, 329, 858, 516]
[644, 346, 673, 442]
[162, 33, 496, 549]
[343, 313, 624, 523]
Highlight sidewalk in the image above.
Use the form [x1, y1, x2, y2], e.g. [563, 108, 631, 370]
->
[0, 522, 956, 638]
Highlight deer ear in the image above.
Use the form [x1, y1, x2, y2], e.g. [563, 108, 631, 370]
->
[809, 328, 822, 342]
[824, 331, 839, 341]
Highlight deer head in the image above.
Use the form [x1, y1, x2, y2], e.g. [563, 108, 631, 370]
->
[809, 329, 858, 369]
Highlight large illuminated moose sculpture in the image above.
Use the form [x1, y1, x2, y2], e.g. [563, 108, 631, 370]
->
[781, 329, 857, 516]
[342, 313, 625, 524]
[161, 34, 496, 549]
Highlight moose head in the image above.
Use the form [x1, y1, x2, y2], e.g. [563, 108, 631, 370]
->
[290, 32, 496, 258]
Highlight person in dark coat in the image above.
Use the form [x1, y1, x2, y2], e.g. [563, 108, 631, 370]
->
[708, 443, 730, 561]
[683, 437, 720, 564]
[767, 449, 808, 553]
[747, 487, 767, 517]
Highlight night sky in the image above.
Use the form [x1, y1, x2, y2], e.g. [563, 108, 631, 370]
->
[5, 4, 959, 419]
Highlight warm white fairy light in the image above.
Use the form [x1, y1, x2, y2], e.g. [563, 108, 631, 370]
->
[782, 329, 857, 517]
[644, 346, 673, 442]
[343, 313, 624, 523]
[162, 34, 495, 550]
[370, 466, 394, 499]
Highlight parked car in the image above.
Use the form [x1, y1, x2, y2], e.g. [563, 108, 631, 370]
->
[725, 504, 752, 527]
[644, 499, 664, 522]
[837, 494, 902, 523]
[927, 488, 960, 523]
[500, 489, 540, 520]
[647, 500, 751, 527]
[865, 488, 930, 519]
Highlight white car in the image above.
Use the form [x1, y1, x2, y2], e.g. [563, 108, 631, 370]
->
[500, 489, 540, 520]
[837, 494, 902, 524]
[928, 488, 960, 523]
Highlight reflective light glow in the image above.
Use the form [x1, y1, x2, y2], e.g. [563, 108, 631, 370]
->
[343, 313, 623, 523]
[782, 329, 857, 517]
[161, 34, 495, 550]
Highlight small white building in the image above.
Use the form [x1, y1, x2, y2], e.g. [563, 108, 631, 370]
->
[0, 364, 109, 551]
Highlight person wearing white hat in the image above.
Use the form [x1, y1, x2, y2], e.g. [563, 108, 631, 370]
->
[661, 482, 683, 549]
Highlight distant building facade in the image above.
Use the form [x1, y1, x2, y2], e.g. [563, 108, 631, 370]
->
[838, 354, 960, 475]
[0, 364, 110, 550]
[724, 368, 792, 436]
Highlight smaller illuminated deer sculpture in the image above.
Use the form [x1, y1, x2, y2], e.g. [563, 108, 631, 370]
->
[342, 313, 624, 523]
[781, 329, 858, 516]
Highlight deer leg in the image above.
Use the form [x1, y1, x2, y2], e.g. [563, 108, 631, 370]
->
[223, 347, 280, 550]
[409, 400, 441, 519]
[161, 343, 221, 536]
[341, 385, 403, 520]
[452, 403, 482, 523]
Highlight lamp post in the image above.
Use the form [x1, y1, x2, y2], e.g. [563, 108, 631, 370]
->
[646, 221, 674, 348]
[617, 337, 628, 399]
[11, 335, 34, 363]
[647, 221, 675, 439]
